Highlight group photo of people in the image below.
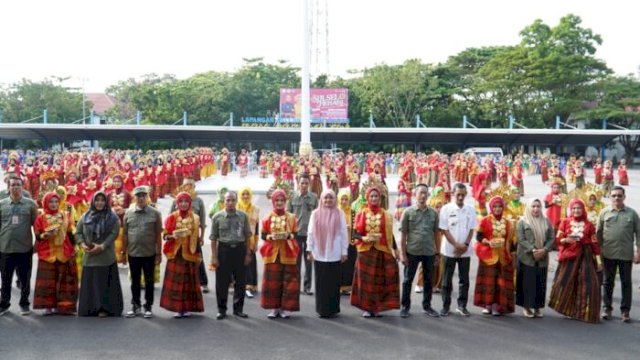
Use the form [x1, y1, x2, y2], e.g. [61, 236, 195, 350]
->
[1, 146, 639, 326]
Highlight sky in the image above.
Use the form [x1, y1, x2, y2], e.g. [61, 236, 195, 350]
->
[0, 0, 638, 92]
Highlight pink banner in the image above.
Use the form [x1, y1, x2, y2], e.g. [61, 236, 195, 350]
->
[280, 88, 349, 121]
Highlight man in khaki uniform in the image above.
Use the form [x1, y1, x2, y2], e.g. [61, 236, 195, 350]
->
[210, 191, 253, 320]
[122, 186, 162, 318]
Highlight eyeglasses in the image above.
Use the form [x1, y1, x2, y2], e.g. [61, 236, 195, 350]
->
[611, 194, 624, 198]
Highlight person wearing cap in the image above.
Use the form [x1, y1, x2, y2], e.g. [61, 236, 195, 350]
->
[122, 186, 162, 318]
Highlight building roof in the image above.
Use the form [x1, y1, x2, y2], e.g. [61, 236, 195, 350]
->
[0, 124, 634, 148]
[85, 93, 116, 114]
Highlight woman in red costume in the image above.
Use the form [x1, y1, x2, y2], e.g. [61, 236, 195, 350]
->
[160, 192, 204, 318]
[548, 199, 602, 323]
[473, 196, 515, 316]
[33, 192, 78, 315]
[350, 187, 400, 318]
[259, 189, 300, 319]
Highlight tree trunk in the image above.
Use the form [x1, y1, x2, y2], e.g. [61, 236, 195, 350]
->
[620, 134, 639, 168]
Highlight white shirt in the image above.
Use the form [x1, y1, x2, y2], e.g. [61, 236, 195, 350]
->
[306, 209, 349, 262]
[438, 202, 477, 258]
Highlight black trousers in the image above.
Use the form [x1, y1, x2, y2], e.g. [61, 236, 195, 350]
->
[401, 254, 435, 310]
[0, 251, 32, 308]
[602, 257, 633, 312]
[296, 236, 313, 292]
[246, 252, 258, 288]
[441, 256, 470, 310]
[197, 244, 208, 286]
[216, 243, 246, 313]
[129, 255, 155, 310]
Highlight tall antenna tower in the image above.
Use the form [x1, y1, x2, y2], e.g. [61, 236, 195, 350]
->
[309, 0, 330, 78]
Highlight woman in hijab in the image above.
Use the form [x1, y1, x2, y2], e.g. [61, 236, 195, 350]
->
[338, 189, 357, 296]
[307, 190, 349, 318]
[237, 186, 260, 298]
[474, 196, 515, 316]
[75, 191, 123, 317]
[208, 186, 228, 218]
[548, 198, 602, 323]
[33, 192, 78, 315]
[259, 189, 299, 319]
[516, 198, 555, 318]
[160, 192, 204, 318]
[351, 187, 400, 318]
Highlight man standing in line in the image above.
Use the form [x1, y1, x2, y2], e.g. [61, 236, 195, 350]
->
[287, 174, 318, 295]
[0, 177, 38, 316]
[122, 186, 163, 319]
[210, 191, 253, 320]
[438, 183, 477, 317]
[597, 185, 640, 323]
[399, 184, 440, 318]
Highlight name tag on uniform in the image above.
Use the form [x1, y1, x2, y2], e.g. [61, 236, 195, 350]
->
[12, 215, 19, 225]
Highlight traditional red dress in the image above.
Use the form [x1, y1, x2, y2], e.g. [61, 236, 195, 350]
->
[160, 195, 204, 314]
[548, 200, 601, 323]
[33, 193, 78, 313]
[473, 200, 515, 314]
[617, 164, 629, 185]
[350, 189, 400, 314]
[593, 163, 603, 185]
[540, 159, 549, 183]
[544, 190, 563, 233]
[82, 172, 101, 204]
[259, 196, 300, 312]
[24, 165, 40, 197]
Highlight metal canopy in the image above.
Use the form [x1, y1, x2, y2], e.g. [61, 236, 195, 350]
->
[0, 124, 633, 146]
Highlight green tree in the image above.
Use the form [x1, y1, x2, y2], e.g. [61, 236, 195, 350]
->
[350, 59, 444, 127]
[0, 77, 84, 124]
[478, 14, 611, 128]
[575, 75, 640, 165]
[224, 58, 300, 121]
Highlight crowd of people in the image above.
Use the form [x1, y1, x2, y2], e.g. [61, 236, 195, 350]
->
[0, 147, 639, 325]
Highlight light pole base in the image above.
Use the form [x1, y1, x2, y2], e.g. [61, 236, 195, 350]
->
[299, 142, 313, 157]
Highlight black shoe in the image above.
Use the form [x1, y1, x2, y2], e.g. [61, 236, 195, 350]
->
[233, 311, 249, 318]
[456, 307, 471, 317]
[216, 312, 227, 320]
[400, 308, 410, 318]
[440, 308, 450, 317]
[303, 289, 314, 295]
[423, 307, 440, 317]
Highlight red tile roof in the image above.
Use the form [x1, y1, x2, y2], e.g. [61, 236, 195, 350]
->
[85, 93, 116, 114]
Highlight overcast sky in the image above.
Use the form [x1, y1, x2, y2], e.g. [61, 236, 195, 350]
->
[0, 0, 637, 92]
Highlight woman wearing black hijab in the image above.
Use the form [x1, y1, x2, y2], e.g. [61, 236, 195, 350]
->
[75, 191, 123, 317]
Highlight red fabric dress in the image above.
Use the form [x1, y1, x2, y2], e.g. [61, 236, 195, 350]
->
[33, 193, 78, 312]
[473, 211, 515, 314]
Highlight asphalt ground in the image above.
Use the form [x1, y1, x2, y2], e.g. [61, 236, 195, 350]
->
[1, 169, 640, 360]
